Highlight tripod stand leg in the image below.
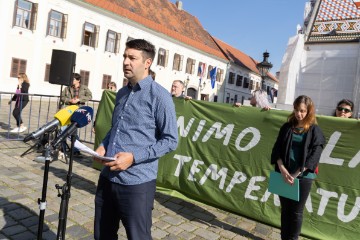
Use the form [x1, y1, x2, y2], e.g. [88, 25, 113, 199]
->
[56, 134, 76, 240]
[37, 148, 52, 240]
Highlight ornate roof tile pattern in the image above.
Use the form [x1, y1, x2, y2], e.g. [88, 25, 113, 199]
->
[317, 0, 360, 21]
[83, 0, 227, 60]
[308, 0, 360, 42]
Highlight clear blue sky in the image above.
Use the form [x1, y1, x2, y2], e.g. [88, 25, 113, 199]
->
[170, 0, 309, 74]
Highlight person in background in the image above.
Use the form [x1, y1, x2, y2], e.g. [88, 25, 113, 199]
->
[60, 73, 92, 156]
[250, 89, 271, 110]
[171, 80, 185, 97]
[107, 81, 117, 92]
[171, 80, 192, 99]
[234, 89, 271, 110]
[9, 73, 30, 133]
[61, 73, 92, 106]
[334, 99, 354, 118]
[93, 39, 178, 240]
[271, 95, 325, 240]
[149, 69, 156, 80]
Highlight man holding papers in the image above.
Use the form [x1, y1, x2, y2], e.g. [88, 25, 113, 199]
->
[93, 39, 178, 240]
[271, 95, 325, 240]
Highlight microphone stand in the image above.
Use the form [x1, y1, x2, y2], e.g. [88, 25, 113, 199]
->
[56, 132, 76, 240]
[37, 140, 53, 239]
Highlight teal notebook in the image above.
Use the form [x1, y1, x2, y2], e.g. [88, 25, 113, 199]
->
[268, 171, 299, 201]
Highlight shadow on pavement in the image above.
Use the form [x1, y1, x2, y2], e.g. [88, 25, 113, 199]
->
[0, 196, 56, 240]
[155, 191, 265, 240]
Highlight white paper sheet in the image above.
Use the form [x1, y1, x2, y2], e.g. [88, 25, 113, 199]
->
[74, 140, 115, 161]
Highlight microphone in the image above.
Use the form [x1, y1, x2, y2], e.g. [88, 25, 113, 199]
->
[51, 106, 93, 148]
[23, 105, 79, 143]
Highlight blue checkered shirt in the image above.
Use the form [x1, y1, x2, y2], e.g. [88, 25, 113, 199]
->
[100, 76, 178, 185]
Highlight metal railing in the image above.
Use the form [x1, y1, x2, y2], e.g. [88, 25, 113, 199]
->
[0, 92, 99, 144]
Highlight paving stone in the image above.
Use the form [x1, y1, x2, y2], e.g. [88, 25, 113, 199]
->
[10, 231, 36, 240]
[1, 225, 27, 236]
[152, 228, 169, 239]
[65, 224, 92, 238]
[193, 228, 220, 240]
[161, 215, 184, 226]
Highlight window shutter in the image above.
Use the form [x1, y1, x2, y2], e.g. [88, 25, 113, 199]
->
[44, 64, 50, 82]
[102, 75, 107, 89]
[11, 58, 19, 77]
[20, 60, 27, 73]
[12, 0, 19, 27]
[46, 11, 51, 36]
[61, 14, 68, 39]
[85, 71, 90, 86]
[179, 55, 183, 71]
[82, 23, 86, 45]
[115, 33, 121, 53]
[94, 25, 100, 48]
[165, 50, 169, 67]
[30, 3, 38, 31]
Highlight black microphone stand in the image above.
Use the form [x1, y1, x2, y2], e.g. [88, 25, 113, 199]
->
[56, 132, 76, 240]
[37, 137, 55, 239]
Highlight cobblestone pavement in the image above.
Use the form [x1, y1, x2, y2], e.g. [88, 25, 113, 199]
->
[0, 140, 315, 240]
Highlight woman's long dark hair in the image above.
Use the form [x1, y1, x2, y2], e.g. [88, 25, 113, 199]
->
[288, 95, 316, 132]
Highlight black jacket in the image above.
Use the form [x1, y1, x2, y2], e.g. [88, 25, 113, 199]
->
[11, 82, 29, 102]
[271, 122, 326, 173]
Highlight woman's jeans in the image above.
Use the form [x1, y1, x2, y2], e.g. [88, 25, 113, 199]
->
[279, 178, 313, 240]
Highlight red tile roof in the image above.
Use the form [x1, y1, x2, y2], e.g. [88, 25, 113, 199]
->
[213, 38, 278, 83]
[83, 0, 227, 60]
[82, 0, 278, 83]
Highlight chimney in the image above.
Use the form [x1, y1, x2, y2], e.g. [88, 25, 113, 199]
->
[176, 1, 183, 10]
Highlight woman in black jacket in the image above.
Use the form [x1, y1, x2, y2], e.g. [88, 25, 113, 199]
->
[271, 95, 325, 240]
[9, 73, 30, 133]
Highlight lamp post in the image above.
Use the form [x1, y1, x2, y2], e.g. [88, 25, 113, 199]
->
[185, 76, 190, 95]
[256, 51, 273, 90]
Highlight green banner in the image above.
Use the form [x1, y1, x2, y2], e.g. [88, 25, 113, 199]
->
[94, 91, 360, 240]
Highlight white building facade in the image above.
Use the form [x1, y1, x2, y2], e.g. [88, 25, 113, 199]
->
[0, 0, 228, 101]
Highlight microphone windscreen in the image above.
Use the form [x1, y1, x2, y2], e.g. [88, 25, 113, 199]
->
[70, 106, 93, 128]
[55, 105, 79, 126]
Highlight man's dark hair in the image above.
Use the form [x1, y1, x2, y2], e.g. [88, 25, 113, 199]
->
[126, 39, 156, 61]
[73, 73, 81, 82]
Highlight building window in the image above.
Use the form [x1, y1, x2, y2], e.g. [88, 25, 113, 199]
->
[13, 0, 38, 30]
[10, 58, 27, 77]
[256, 82, 260, 90]
[157, 48, 168, 67]
[226, 93, 230, 103]
[249, 80, 255, 90]
[48, 10, 67, 38]
[83, 22, 99, 48]
[185, 58, 196, 74]
[234, 95, 238, 103]
[80, 70, 90, 86]
[207, 65, 213, 79]
[197, 62, 206, 77]
[172, 53, 183, 71]
[217, 68, 223, 82]
[236, 75, 243, 86]
[228, 72, 235, 84]
[44, 64, 50, 82]
[102, 74, 112, 89]
[105, 30, 121, 53]
[243, 77, 249, 88]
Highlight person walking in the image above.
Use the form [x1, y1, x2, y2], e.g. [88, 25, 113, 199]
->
[9, 73, 30, 133]
[271, 95, 326, 240]
[93, 39, 178, 240]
